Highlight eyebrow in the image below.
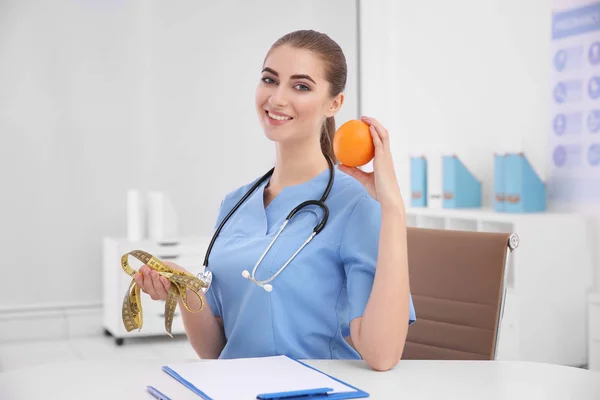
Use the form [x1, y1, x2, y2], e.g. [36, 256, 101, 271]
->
[262, 67, 316, 85]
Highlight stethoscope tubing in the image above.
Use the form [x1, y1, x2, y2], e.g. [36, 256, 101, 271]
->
[199, 156, 335, 291]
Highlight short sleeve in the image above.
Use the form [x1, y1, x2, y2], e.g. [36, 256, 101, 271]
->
[204, 198, 228, 318]
[339, 194, 417, 325]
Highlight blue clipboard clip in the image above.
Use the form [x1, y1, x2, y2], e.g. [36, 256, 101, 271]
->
[256, 386, 333, 399]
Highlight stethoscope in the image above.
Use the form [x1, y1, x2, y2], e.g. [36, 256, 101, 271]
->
[197, 156, 335, 292]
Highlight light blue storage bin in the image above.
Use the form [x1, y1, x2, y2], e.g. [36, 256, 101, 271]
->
[410, 156, 427, 207]
[494, 153, 506, 212]
[442, 155, 482, 208]
[503, 153, 546, 213]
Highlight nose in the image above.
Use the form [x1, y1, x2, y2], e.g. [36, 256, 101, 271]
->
[268, 85, 288, 107]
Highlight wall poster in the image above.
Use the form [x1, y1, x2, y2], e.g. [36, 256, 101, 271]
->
[550, 1, 600, 204]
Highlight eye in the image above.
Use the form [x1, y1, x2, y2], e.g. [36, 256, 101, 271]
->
[294, 83, 310, 91]
[261, 77, 276, 84]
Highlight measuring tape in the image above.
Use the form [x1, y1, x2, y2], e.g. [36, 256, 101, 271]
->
[120, 250, 210, 337]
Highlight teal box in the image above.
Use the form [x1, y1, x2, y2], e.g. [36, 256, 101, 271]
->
[410, 156, 427, 207]
[442, 155, 481, 208]
[503, 153, 546, 213]
[494, 153, 505, 212]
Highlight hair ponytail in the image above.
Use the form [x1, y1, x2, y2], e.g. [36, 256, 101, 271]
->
[320, 116, 337, 163]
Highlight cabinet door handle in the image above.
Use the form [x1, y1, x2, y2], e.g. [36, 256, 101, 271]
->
[157, 255, 179, 260]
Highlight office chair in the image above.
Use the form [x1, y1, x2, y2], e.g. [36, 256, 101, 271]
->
[402, 227, 519, 360]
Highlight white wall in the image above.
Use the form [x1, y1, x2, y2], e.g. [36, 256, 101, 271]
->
[359, 0, 599, 291]
[0, 0, 358, 310]
[3, 0, 597, 320]
[360, 0, 550, 208]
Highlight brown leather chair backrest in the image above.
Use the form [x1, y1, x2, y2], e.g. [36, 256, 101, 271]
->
[402, 227, 518, 360]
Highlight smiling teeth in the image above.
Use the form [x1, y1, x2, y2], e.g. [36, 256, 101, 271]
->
[268, 111, 292, 121]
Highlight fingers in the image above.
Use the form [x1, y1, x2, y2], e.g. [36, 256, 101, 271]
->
[133, 263, 179, 302]
[160, 276, 171, 292]
[151, 270, 169, 299]
[338, 164, 371, 185]
[136, 265, 164, 300]
[361, 116, 390, 150]
[134, 270, 144, 291]
[369, 125, 383, 152]
[140, 266, 158, 300]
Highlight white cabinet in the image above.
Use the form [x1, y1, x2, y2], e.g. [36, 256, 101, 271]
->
[406, 207, 595, 367]
[589, 294, 600, 371]
[102, 236, 211, 345]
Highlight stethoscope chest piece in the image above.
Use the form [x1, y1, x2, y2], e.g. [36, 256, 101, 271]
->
[195, 269, 213, 293]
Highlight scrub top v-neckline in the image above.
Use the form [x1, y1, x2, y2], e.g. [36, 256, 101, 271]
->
[254, 167, 330, 236]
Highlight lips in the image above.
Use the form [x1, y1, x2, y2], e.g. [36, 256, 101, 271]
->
[266, 110, 293, 121]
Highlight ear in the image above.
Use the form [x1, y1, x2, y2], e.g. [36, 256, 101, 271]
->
[326, 92, 344, 118]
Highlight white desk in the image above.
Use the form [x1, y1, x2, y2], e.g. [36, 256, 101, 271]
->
[1, 358, 598, 399]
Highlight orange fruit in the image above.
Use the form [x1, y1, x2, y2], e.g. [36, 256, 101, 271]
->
[333, 120, 374, 167]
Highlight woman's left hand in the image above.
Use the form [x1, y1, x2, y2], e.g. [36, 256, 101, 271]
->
[338, 116, 405, 212]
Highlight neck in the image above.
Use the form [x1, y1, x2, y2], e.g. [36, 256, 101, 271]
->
[269, 140, 329, 189]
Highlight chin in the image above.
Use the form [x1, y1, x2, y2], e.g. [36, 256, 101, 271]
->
[260, 115, 294, 141]
[263, 125, 291, 143]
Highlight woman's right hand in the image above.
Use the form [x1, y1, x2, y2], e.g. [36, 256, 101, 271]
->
[133, 262, 185, 301]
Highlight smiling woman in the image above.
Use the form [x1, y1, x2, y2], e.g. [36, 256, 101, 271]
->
[256, 31, 347, 172]
[133, 29, 416, 372]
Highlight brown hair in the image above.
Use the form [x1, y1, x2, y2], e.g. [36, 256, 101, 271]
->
[265, 30, 347, 163]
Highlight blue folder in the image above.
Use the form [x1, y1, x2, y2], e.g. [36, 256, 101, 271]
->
[442, 155, 481, 208]
[493, 153, 505, 212]
[162, 356, 370, 399]
[503, 153, 546, 213]
[410, 156, 427, 207]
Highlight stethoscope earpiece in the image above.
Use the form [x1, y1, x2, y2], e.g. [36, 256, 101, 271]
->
[242, 269, 273, 292]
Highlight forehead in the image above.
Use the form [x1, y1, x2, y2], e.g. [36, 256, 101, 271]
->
[263, 45, 325, 81]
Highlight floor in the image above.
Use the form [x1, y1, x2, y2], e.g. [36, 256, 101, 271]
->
[0, 333, 198, 373]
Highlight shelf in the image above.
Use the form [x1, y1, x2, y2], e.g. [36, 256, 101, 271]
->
[447, 218, 478, 232]
[406, 207, 575, 224]
[416, 216, 445, 230]
[479, 221, 514, 234]
[406, 207, 518, 234]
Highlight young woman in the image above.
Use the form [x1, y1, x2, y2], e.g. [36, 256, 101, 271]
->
[134, 29, 416, 372]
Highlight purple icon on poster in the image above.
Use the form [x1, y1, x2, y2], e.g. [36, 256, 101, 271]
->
[554, 114, 566, 135]
[588, 76, 600, 99]
[588, 143, 600, 166]
[589, 42, 600, 65]
[555, 49, 567, 71]
[554, 82, 567, 103]
[553, 145, 567, 167]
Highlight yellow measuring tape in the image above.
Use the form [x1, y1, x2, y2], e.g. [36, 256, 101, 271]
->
[120, 250, 209, 337]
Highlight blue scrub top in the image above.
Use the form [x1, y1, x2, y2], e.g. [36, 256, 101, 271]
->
[205, 166, 416, 360]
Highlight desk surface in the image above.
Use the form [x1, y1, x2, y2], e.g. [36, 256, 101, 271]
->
[1, 358, 599, 399]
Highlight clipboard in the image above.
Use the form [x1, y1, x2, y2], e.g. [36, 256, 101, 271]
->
[162, 355, 370, 399]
